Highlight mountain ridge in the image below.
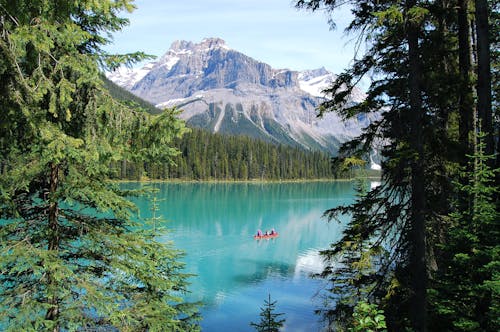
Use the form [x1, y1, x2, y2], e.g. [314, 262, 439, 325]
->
[107, 37, 375, 159]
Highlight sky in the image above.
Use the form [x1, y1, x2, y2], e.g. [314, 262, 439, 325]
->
[105, 0, 360, 74]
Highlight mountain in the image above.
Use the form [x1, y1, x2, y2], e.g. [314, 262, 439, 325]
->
[107, 37, 375, 157]
[101, 75, 161, 114]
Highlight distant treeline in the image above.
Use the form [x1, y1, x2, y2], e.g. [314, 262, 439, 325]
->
[112, 128, 336, 180]
[102, 75, 338, 181]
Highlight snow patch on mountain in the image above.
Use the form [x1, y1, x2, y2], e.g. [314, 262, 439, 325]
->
[298, 72, 334, 97]
[107, 62, 155, 90]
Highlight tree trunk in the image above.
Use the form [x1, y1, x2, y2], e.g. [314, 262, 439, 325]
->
[406, 1, 427, 330]
[474, 0, 493, 156]
[45, 162, 60, 331]
[457, 0, 477, 212]
[121, 159, 127, 179]
[458, 0, 474, 159]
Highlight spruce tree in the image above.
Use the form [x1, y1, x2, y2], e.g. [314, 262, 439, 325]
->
[250, 294, 286, 332]
[296, 0, 497, 331]
[0, 1, 198, 331]
[429, 133, 499, 331]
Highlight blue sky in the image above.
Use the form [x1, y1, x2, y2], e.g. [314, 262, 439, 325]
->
[105, 0, 359, 74]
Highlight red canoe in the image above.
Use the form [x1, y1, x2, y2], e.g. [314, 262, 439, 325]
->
[254, 233, 279, 240]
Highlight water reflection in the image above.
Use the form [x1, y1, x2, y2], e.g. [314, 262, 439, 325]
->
[125, 181, 357, 332]
[294, 249, 325, 279]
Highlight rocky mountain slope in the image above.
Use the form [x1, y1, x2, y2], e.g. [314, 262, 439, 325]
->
[107, 38, 375, 156]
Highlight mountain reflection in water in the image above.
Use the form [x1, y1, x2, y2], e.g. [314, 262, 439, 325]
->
[124, 181, 362, 332]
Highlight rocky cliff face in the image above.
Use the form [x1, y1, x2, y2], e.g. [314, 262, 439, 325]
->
[107, 38, 375, 156]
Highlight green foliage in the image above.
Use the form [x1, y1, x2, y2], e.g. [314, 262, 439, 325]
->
[349, 301, 387, 332]
[296, 0, 498, 331]
[250, 294, 286, 332]
[0, 1, 199, 330]
[102, 75, 160, 114]
[332, 156, 368, 179]
[315, 181, 391, 331]
[113, 128, 337, 181]
[429, 134, 499, 331]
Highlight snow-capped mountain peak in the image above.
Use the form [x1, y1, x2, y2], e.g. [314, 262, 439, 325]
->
[107, 38, 373, 155]
[107, 37, 232, 89]
[105, 62, 154, 90]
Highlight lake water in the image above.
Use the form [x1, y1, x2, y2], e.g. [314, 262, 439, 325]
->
[126, 181, 358, 331]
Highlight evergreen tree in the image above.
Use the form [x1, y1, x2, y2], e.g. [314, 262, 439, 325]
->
[250, 294, 286, 332]
[296, 0, 498, 331]
[296, 1, 437, 329]
[314, 180, 392, 331]
[0, 1, 198, 331]
[429, 133, 499, 331]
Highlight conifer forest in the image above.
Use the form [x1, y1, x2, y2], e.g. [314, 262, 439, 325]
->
[0, 0, 498, 331]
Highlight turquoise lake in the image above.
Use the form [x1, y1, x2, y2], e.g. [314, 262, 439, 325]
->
[126, 181, 361, 331]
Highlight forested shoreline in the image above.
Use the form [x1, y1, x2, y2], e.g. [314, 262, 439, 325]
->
[112, 128, 341, 180]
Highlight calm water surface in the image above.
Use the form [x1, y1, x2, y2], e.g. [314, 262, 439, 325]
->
[126, 181, 358, 332]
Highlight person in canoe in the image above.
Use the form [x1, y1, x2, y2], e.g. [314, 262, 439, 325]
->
[254, 229, 278, 239]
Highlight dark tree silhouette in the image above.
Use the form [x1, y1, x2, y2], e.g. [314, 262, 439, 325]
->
[250, 294, 286, 332]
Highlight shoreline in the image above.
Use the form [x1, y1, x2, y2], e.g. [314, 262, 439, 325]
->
[110, 176, 381, 184]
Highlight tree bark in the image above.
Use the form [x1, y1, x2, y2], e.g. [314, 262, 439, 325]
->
[457, 0, 477, 212]
[474, 0, 493, 156]
[458, 0, 474, 159]
[406, 1, 427, 330]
